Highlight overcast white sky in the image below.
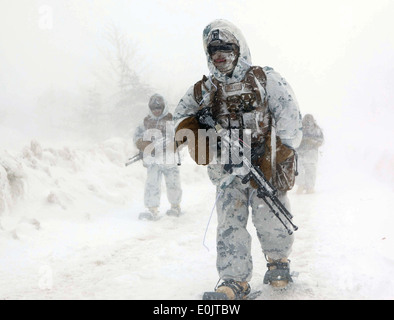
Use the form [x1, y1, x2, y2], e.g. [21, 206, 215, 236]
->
[0, 0, 393, 143]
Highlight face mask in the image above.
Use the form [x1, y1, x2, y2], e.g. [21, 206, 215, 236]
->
[211, 50, 238, 75]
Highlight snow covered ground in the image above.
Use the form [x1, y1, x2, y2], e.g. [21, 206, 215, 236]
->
[1, 0, 394, 302]
[0, 130, 393, 300]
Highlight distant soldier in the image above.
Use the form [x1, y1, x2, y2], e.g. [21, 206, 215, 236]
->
[133, 94, 182, 220]
[296, 114, 324, 194]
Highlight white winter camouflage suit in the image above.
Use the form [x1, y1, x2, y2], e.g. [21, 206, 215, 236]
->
[134, 97, 182, 209]
[174, 20, 302, 282]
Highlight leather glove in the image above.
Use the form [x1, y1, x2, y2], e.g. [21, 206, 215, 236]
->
[250, 133, 294, 189]
[175, 116, 213, 165]
[135, 138, 151, 152]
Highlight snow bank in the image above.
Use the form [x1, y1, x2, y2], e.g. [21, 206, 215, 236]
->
[0, 136, 140, 233]
[0, 131, 393, 300]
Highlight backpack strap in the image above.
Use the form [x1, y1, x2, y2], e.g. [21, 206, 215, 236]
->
[251, 66, 267, 88]
[193, 75, 209, 106]
[143, 116, 150, 129]
[246, 66, 267, 106]
[164, 113, 173, 121]
[248, 66, 276, 182]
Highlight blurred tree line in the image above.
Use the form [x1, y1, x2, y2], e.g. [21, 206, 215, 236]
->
[36, 25, 154, 141]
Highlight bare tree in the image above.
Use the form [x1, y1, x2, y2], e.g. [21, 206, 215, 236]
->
[34, 25, 154, 141]
[101, 25, 153, 135]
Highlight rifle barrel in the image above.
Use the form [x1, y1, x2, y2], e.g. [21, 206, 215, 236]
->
[125, 153, 143, 166]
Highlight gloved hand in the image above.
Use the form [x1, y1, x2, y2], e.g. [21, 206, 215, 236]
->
[135, 138, 151, 152]
[135, 138, 165, 157]
[175, 116, 213, 165]
[250, 133, 294, 189]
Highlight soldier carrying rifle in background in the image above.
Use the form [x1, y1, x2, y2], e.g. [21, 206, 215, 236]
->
[132, 94, 183, 221]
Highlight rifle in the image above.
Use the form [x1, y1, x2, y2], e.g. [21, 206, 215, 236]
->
[125, 152, 143, 166]
[125, 144, 181, 167]
[196, 107, 298, 235]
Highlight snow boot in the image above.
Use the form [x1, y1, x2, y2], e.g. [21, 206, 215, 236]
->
[166, 204, 182, 217]
[263, 258, 293, 288]
[203, 280, 250, 300]
[138, 207, 160, 221]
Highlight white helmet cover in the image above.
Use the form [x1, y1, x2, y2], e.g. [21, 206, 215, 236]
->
[203, 19, 252, 84]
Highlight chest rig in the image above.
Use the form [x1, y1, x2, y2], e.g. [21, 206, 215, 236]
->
[144, 113, 172, 135]
[194, 66, 271, 146]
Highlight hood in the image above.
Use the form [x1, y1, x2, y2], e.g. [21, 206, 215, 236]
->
[302, 114, 317, 128]
[203, 19, 252, 84]
[148, 93, 169, 120]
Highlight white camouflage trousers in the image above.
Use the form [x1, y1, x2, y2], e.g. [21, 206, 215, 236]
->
[144, 164, 182, 208]
[215, 176, 294, 282]
[297, 162, 317, 190]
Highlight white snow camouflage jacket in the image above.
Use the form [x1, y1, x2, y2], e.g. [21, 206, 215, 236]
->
[133, 94, 172, 145]
[174, 19, 303, 149]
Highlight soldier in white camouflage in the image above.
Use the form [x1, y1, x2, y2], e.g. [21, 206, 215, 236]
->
[296, 114, 324, 194]
[134, 94, 182, 220]
[174, 20, 302, 299]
